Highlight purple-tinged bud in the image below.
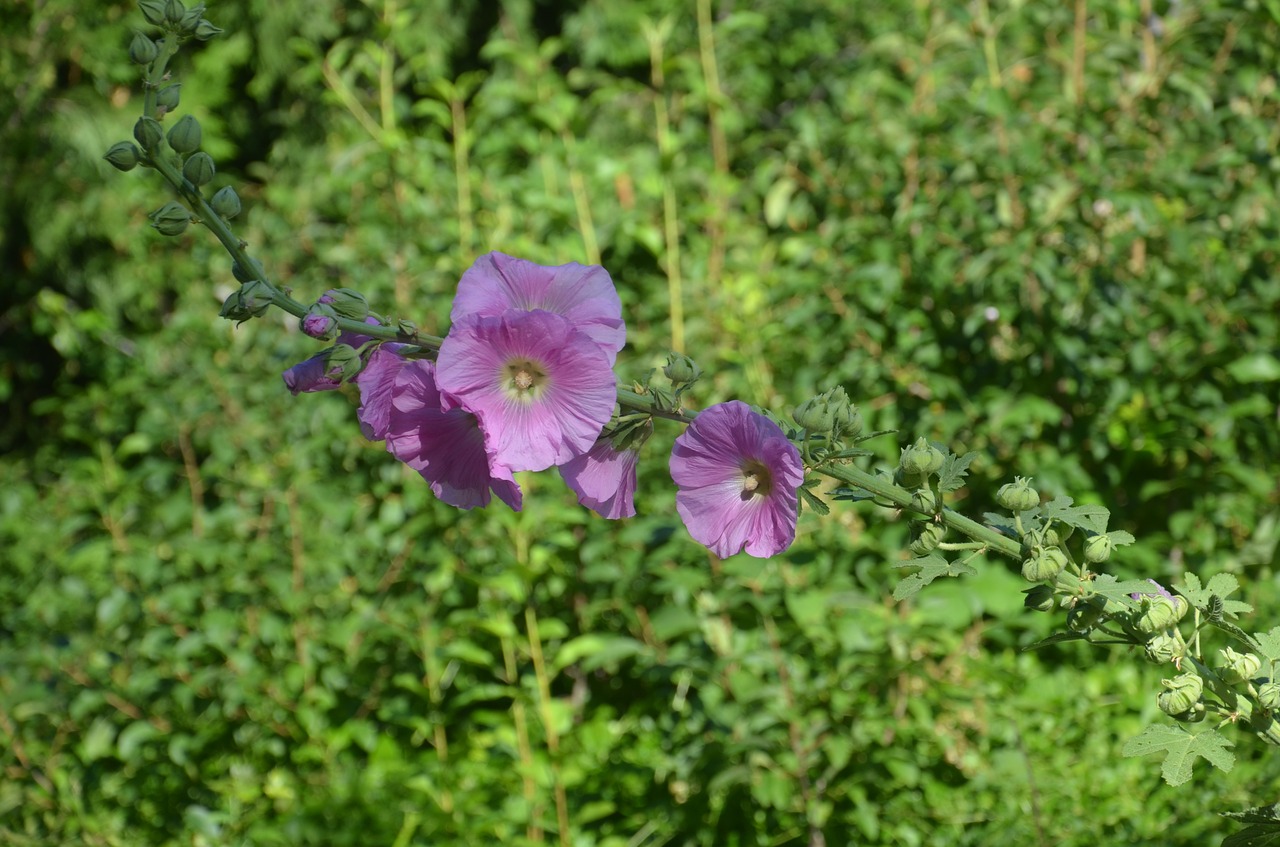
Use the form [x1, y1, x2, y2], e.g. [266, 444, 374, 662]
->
[1023, 584, 1054, 612]
[129, 32, 159, 65]
[155, 83, 181, 111]
[167, 115, 201, 154]
[182, 151, 215, 186]
[193, 19, 224, 40]
[900, 437, 944, 477]
[1084, 534, 1114, 564]
[104, 141, 142, 172]
[1217, 647, 1262, 686]
[149, 201, 191, 236]
[325, 343, 363, 382]
[133, 116, 164, 152]
[1021, 545, 1067, 582]
[210, 186, 241, 219]
[909, 521, 947, 555]
[138, 1, 167, 27]
[996, 477, 1040, 512]
[301, 309, 338, 340]
[318, 288, 369, 321]
[1157, 672, 1203, 717]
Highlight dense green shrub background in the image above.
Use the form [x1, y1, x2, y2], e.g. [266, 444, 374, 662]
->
[3, 1, 1279, 844]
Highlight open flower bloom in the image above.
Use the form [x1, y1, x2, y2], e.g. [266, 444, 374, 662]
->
[559, 435, 642, 519]
[436, 309, 617, 473]
[356, 345, 408, 441]
[384, 359, 522, 511]
[449, 251, 626, 364]
[669, 401, 804, 558]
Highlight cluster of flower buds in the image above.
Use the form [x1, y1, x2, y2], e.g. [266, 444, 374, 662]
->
[792, 386, 861, 440]
[137, 0, 223, 41]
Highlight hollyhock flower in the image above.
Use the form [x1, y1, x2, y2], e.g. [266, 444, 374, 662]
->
[450, 251, 625, 364]
[385, 359, 522, 511]
[669, 401, 804, 558]
[559, 422, 650, 519]
[356, 345, 409, 441]
[436, 309, 616, 473]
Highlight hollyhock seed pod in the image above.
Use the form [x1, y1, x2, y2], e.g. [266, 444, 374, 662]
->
[104, 141, 141, 172]
[133, 116, 164, 152]
[1021, 545, 1067, 582]
[909, 521, 947, 555]
[996, 476, 1039, 512]
[155, 84, 182, 111]
[1023, 584, 1055, 612]
[1259, 682, 1280, 712]
[129, 32, 159, 65]
[182, 151, 215, 186]
[167, 115, 202, 154]
[900, 437, 944, 477]
[211, 186, 241, 219]
[1157, 672, 1203, 717]
[1218, 647, 1262, 685]
[1084, 534, 1114, 564]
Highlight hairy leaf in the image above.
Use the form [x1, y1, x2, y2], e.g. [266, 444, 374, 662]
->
[936, 451, 977, 493]
[892, 554, 977, 601]
[1121, 725, 1235, 786]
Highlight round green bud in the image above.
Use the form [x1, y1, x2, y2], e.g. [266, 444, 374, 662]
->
[211, 186, 242, 220]
[1157, 672, 1203, 717]
[129, 32, 159, 65]
[167, 114, 202, 154]
[830, 388, 863, 439]
[178, 3, 205, 34]
[1133, 596, 1181, 635]
[1144, 633, 1182, 665]
[909, 521, 947, 556]
[793, 396, 835, 433]
[133, 116, 164, 152]
[996, 476, 1040, 512]
[155, 83, 182, 111]
[1084, 534, 1114, 564]
[663, 352, 701, 386]
[138, 1, 167, 27]
[164, 0, 187, 27]
[1259, 681, 1280, 712]
[1020, 545, 1067, 582]
[104, 141, 142, 172]
[909, 487, 938, 515]
[182, 151, 216, 186]
[1067, 601, 1105, 632]
[318, 288, 370, 321]
[193, 19, 224, 40]
[1023, 584, 1055, 613]
[1217, 647, 1263, 686]
[149, 200, 191, 236]
[900, 437, 944, 477]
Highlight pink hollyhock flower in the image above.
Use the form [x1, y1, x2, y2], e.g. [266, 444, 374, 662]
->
[450, 251, 625, 364]
[356, 345, 408, 441]
[559, 434, 643, 519]
[385, 359, 522, 511]
[669, 401, 804, 558]
[436, 309, 616, 473]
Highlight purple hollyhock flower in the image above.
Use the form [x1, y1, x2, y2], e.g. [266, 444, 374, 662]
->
[356, 345, 408, 441]
[385, 359, 522, 511]
[669, 401, 804, 558]
[450, 251, 625, 364]
[559, 435, 643, 519]
[436, 309, 616, 473]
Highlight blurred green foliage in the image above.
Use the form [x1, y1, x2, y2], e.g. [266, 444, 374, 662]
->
[2, 0, 1279, 844]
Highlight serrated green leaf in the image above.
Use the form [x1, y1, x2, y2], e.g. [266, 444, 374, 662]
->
[936, 451, 977, 493]
[1121, 725, 1235, 786]
[892, 554, 977, 601]
[1038, 495, 1110, 534]
[1177, 573, 1251, 618]
[1106, 530, 1136, 547]
[1222, 823, 1280, 847]
[798, 485, 830, 516]
[1086, 574, 1146, 609]
[1252, 627, 1280, 663]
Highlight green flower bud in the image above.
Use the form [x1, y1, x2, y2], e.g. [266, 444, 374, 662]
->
[828, 387, 862, 438]
[155, 83, 182, 111]
[138, 1, 167, 27]
[1068, 601, 1105, 632]
[231, 257, 264, 283]
[1084, 534, 1114, 564]
[1259, 681, 1280, 712]
[909, 487, 938, 515]
[663, 352, 701, 386]
[1157, 672, 1203, 717]
[793, 395, 835, 433]
[1218, 647, 1263, 686]
[1132, 594, 1185, 635]
[899, 437, 944, 477]
[133, 116, 164, 152]
[164, 0, 187, 27]
[149, 200, 191, 236]
[1020, 545, 1067, 582]
[396, 318, 418, 338]
[220, 281, 273, 322]
[167, 114, 202, 154]
[909, 521, 947, 556]
[1023, 584, 1055, 612]
[996, 476, 1040, 512]
[178, 3, 206, 34]
[318, 288, 369, 321]
[104, 141, 142, 172]
[210, 186, 241, 219]
[129, 32, 159, 65]
[1144, 633, 1182, 665]
[193, 19, 224, 40]
[182, 151, 216, 186]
